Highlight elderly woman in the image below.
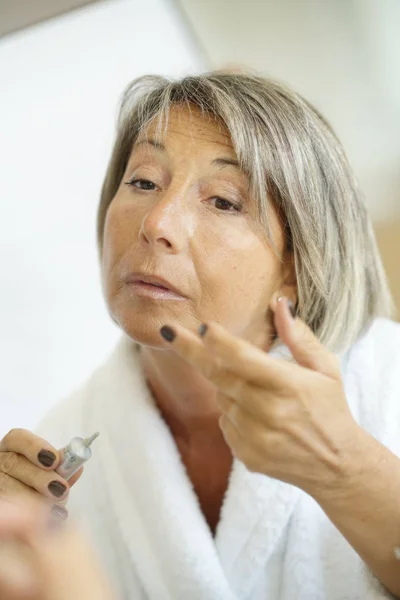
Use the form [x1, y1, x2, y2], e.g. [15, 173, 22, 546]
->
[1, 72, 400, 600]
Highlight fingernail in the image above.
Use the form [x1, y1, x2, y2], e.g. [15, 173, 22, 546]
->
[287, 300, 296, 319]
[48, 481, 67, 498]
[198, 324, 208, 337]
[49, 505, 68, 529]
[51, 505, 68, 520]
[277, 296, 296, 319]
[38, 449, 56, 467]
[160, 325, 175, 342]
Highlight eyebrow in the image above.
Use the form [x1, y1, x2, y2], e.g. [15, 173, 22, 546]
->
[134, 139, 241, 170]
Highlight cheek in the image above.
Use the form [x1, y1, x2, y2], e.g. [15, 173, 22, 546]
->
[101, 206, 120, 275]
[192, 223, 280, 315]
[103, 199, 140, 259]
[101, 201, 135, 291]
[225, 252, 279, 310]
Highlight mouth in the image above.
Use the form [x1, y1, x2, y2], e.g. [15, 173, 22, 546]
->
[124, 272, 186, 301]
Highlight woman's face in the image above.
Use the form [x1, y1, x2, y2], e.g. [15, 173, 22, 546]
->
[102, 105, 295, 349]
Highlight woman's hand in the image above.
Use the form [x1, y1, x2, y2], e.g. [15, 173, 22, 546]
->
[0, 496, 116, 600]
[160, 297, 400, 595]
[159, 296, 363, 498]
[0, 430, 82, 519]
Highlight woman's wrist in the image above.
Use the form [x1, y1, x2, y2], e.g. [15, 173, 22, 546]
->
[307, 423, 378, 508]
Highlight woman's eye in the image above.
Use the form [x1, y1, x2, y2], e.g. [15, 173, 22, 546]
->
[125, 178, 156, 191]
[213, 197, 242, 213]
[123, 181, 242, 213]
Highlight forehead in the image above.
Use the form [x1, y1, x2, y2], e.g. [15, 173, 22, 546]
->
[137, 104, 236, 154]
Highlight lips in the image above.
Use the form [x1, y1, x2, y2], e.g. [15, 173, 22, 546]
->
[125, 272, 186, 298]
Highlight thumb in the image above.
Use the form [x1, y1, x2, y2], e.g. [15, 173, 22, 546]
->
[271, 296, 340, 379]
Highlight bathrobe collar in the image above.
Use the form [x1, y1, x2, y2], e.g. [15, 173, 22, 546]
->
[91, 335, 302, 599]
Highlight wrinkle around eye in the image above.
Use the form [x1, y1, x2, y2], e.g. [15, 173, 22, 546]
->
[123, 157, 168, 186]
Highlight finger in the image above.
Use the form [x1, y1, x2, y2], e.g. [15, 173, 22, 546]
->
[0, 493, 66, 545]
[160, 323, 224, 380]
[0, 475, 47, 505]
[0, 454, 69, 502]
[200, 321, 299, 388]
[0, 496, 49, 539]
[271, 296, 340, 379]
[0, 503, 39, 539]
[159, 323, 272, 409]
[160, 322, 295, 391]
[0, 475, 68, 523]
[0, 431, 60, 471]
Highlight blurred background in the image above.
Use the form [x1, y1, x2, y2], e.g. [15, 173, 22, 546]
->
[0, 0, 399, 437]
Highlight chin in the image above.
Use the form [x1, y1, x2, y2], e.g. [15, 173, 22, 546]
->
[110, 304, 188, 349]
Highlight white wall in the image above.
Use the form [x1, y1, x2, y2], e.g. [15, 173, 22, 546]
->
[0, 0, 204, 437]
[179, 0, 400, 223]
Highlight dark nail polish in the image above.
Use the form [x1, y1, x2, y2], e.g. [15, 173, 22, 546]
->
[48, 481, 67, 498]
[198, 324, 208, 337]
[51, 505, 68, 520]
[160, 326, 175, 342]
[38, 449, 56, 467]
[288, 300, 297, 319]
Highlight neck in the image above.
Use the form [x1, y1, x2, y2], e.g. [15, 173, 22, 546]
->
[140, 344, 235, 534]
[140, 345, 224, 447]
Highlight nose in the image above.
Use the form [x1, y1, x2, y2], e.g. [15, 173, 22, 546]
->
[139, 189, 188, 253]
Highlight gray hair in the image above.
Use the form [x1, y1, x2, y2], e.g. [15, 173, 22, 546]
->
[97, 72, 393, 353]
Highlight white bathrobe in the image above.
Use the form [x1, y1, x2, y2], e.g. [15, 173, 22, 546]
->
[37, 318, 400, 600]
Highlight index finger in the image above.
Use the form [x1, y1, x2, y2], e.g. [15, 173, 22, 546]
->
[160, 322, 296, 390]
[0, 430, 60, 471]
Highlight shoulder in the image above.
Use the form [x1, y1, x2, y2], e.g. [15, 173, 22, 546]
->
[347, 317, 400, 375]
[342, 318, 400, 449]
[362, 317, 400, 350]
[344, 317, 400, 363]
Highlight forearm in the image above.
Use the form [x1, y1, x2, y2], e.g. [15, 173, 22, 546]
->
[312, 426, 400, 598]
